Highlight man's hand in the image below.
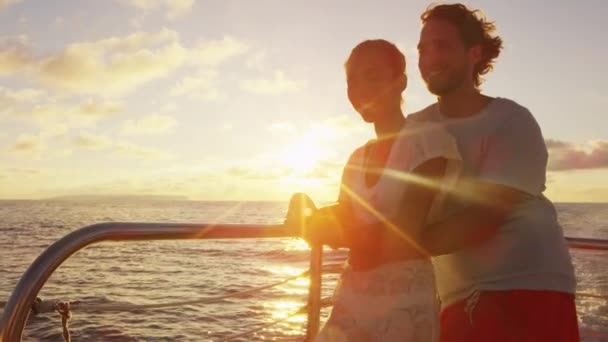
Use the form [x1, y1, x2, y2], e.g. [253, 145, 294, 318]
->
[422, 180, 529, 256]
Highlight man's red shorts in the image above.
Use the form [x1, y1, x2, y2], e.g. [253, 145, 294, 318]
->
[440, 290, 580, 342]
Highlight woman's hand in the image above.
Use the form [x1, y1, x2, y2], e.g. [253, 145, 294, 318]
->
[302, 211, 345, 248]
[284, 192, 317, 236]
[283, 193, 347, 248]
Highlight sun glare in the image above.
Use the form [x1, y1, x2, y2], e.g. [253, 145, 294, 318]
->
[267, 300, 306, 321]
[283, 238, 311, 251]
[280, 140, 324, 173]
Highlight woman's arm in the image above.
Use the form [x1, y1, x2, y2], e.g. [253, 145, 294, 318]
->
[390, 157, 447, 253]
[299, 155, 356, 247]
[304, 157, 448, 252]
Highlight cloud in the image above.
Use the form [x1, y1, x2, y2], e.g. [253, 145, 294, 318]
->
[123, 0, 158, 10]
[316, 114, 367, 136]
[80, 99, 123, 118]
[121, 114, 178, 135]
[122, 0, 156, 10]
[267, 115, 364, 138]
[165, 0, 195, 18]
[0, 168, 43, 195]
[160, 102, 178, 112]
[71, 132, 172, 159]
[16, 98, 123, 127]
[114, 141, 171, 159]
[5, 168, 41, 175]
[73, 133, 113, 150]
[0, 0, 22, 11]
[0, 86, 43, 110]
[0, 36, 32, 75]
[120, 0, 196, 19]
[2, 31, 248, 97]
[246, 51, 267, 70]
[39, 29, 187, 95]
[225, 166, 290, 180]
[169, 36, 249, 99]
[240, 71, 306, 95]
[40, 123, 69, 139]
[169, 69, 220, 100]
[545, 139, 570, 149]
[190, 36, 249, 66]
[6, 125, 71, 159]
[11, 134, 45, 154]
[8, 125, 67, 151]
[546, 139, 608, 171]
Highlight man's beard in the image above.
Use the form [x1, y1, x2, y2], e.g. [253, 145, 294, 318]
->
[425, 66, 469, 96]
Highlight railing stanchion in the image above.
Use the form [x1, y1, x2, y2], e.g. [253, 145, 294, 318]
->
[305, 243, 323, 341]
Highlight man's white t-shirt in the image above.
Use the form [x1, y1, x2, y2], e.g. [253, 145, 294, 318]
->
[408, 97, 576, 308]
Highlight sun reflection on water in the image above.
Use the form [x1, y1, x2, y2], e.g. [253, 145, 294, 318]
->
[266, 300, 308, 324]
[264, 265, 306, 276]
[259, 263, 311, 336]
[283, 238, 311, 251]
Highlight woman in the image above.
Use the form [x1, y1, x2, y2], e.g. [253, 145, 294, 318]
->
[301, 39, 462, 341]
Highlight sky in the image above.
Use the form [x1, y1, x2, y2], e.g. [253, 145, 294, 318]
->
[0, 0, 607, 202]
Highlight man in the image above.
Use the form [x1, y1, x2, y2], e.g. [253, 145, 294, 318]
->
[413, 3, 580, 341]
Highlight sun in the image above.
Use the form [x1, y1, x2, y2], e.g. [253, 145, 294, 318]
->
[280, 140, 324, 173]
[275, 128, 339, 195]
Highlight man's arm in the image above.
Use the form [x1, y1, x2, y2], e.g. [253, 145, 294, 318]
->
[422, 105, 547, 256]
[422, 181, 528, 256]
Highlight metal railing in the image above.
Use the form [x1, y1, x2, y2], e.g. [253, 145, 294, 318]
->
[0, 222, 312, 342]
[565, 236, 608, 251]
[1, 222, 607, 341]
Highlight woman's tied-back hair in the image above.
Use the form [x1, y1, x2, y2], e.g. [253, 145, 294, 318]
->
[346, 39, 406, 78]
[421, 3, 503, 87]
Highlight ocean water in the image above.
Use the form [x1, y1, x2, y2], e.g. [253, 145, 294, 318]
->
[0, 200, 607, 341]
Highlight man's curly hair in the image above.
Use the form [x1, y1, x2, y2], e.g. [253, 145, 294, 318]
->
[421, 3, 503, 87]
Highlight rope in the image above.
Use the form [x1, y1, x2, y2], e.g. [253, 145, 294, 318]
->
[30, 269, 312, 342]
[27, 266, 607, 342]
[30, 299, 74, 342]
[576, 292, 608, 300]
[214, 306, 307, 342]
[32, 264, 344, 316]
[31, 270, 310, 315]
[28, 265, 338, 341]
[215, 297, 334, 342]
[85, 271, 308, 312]
[56, 302, 72, 342]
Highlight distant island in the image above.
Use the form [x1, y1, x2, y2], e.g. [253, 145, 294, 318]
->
[45, 195, 190, 202]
